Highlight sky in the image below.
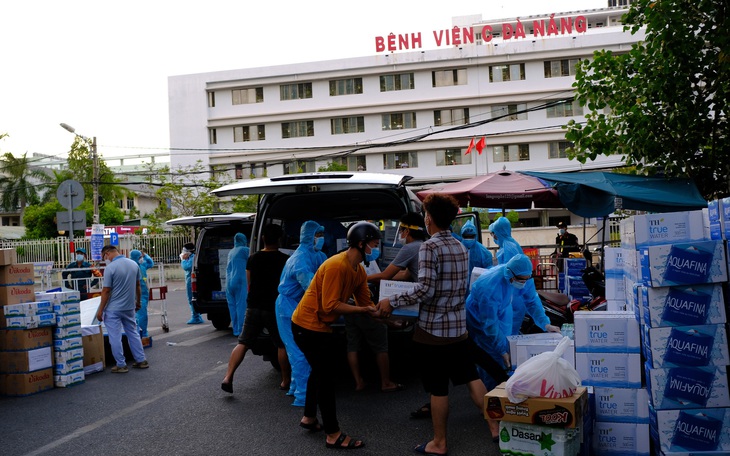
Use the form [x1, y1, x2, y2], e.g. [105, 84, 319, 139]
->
[0, 0, 606, 164]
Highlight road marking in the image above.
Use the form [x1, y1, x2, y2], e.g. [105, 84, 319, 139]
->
[151, 325, 218, 342]
[176, 331, 231, 346]
[20, 364, 226, 456]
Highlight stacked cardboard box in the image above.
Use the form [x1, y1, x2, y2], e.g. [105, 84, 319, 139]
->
[37, 290, 85, 387]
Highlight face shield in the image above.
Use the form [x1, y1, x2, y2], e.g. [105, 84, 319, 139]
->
[393, 223, 424, 246]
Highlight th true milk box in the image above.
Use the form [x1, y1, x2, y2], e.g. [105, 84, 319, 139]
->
[651, 407, 730, 453]
[592, 421, 650, 456]
[633, 210, 708, 250]
[605, 273, 626, 301]
[646, 364, 730, 410]
[53, 357, 84, 375]
[3, 300, 52, 316]
[379, 280, 418, 317]
[575, 352, 642, 388]
[507, 333, 575, 369]
[641, 284, 726, 327]
[54, 370, 85, 388]
[497, 421, 581, 456]
[51, 301, 81, 316]
[593, 386, 650, 423]
[573, 311, 641, 353]
[53, 336, 83, 351]
[52, 325, 82, 339]
[643, 324, 730, 368]
[35, 290, 81, 305]
[640, 240, 728, 287]
[53, 346, 84, 363]
[55, 312, 81, 328]
[3, 312, 56, 329]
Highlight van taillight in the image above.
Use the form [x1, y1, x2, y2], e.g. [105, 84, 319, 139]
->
[191, 271, 197, 293]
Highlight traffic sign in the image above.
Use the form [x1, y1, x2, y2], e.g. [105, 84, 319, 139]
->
[56, 180, 85, 210]
[110, 232, 119, 246]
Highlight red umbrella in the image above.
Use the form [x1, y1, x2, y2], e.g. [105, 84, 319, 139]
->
[416, 170, 563, 210]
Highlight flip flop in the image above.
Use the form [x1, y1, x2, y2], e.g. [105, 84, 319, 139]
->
[325, 433, 365, 450]
[413, 442, 447, 456]
[381, 383, 405, 393]
[221, 382, 233, 394]
[410, 403, 431, 419]
[299, 418, 323, 433]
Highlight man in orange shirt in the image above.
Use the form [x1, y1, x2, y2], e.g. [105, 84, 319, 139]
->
[291, 221, 380, 450]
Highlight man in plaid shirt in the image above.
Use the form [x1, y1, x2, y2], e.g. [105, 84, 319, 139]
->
[378, 194, 488, 456]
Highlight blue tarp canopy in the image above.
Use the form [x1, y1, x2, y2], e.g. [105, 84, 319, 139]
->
[518, 171, 707, 218]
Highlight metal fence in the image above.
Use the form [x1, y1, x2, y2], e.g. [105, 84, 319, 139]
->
[0, 233, 192, 270]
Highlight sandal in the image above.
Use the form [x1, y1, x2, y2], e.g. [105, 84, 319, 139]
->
[410, 402, 431, 419]
[325, 433, 365, 450]
[300, 418, 323, 433]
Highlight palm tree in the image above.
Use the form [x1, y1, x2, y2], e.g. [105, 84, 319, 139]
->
[0, 152, 51, 224]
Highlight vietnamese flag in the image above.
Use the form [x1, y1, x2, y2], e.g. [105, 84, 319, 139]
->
[475, 136, 486, 155]
[465, 138, 475, 155]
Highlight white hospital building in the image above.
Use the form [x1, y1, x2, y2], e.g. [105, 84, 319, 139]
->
[168, 4, 642, 186]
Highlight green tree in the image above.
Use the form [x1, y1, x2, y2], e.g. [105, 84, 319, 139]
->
[22, 201, 64, 239]
[318, 161, 348, 172]
[565, 0, 729, 199]
[0, 151, 51, 223]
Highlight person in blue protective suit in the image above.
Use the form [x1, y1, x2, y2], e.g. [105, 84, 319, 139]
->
[62, 248, 98, 300]
[129, 249, 154, 338]
[181, 243, 203, 325]
[489, 217, 560, 336]
[459, 219, 493, 289]
[226, 233, 250, 337]
[276, 220, 327, 406]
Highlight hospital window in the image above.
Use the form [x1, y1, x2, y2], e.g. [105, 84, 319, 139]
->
[548, 141, 573, 159]
[331, 116, 365, 134]
[232, 87, 263, 105]
[544, 59, 581, 78]
[546, 100, 584, 118]
[209, 128, 217, 145]
[382, 112, 416, 130]
[281, 121, 314, 138]
[493, 144, 530, 162]
[284, 160, 316, 175]
[436, 149, 471, 166]
[333, 156, 367, 171]
[233, 125, 265, 142]
[380, 73, 415, 92]
[207, 91, 215, 107]
[491, 104, 528, 121]
[235, 164, 244, 180]
[329, 78, 363, 96]
[432, 68, 467, 87]
[489, 63, 525, 82]
[434, 108, 469, 126]
[383, 152, 418, 169]
[280, 82, 313, 100]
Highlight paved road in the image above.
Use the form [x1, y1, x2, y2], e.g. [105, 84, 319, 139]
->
[1, 283, 501, 456]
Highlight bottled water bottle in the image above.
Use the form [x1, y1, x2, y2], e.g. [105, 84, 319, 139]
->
[561, 323, 574, 340]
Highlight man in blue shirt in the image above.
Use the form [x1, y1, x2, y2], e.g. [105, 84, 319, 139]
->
[95, 245, 149, 373]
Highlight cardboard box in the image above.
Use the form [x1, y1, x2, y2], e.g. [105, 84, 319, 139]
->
[630, 210, 708, 250]
[643, 324, 730, 368]
[592, 422, 650, 456]
[54, 347, 84, 363]
[507, 333, 575, 369]
[498, 421, 581, 456]
[0, 368, 53, 396]
[0, 263, 34, 286]
[35, 290, 81, 305]
[573, 311, 641, 353]
[484, 384, 588, 428]
[0, 248, 18, 266]
[82, 325, 105, 375]
[651, 406, 730, 453]
[0, 285, 35, 306]
[592, 386, 650, 423]
[55, 313, 81, 328]
[379, 280, 418, 317]
[641, 283, 726, 327]
[53, 357, 84, 375]
[646, 364, 730, 410]
[3, 300, 53, 316]
[0, 346, 53, 373]
[0, 327, 53, 350]
[52, 325, 82, 339]
[575, 352, 642, 388]
[1, 312, 56, 329]
[54, 371, 85, 388]
[639, 240, 728, 287]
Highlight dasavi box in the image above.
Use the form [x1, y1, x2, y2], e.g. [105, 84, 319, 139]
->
[497, 421, 581, 456]
[640, 240, 728, 287]
[573, 311, 641, 353]
[646, 364, 730, 410]
[633, 210, 708, 250]
[643, 324, 730, 368]
[592, 422, 650, 456]
[651, 407, 730, 453]
[592, 386, 650, 423]
[575, 352, 642, 388]
[641, 284, 726, 327]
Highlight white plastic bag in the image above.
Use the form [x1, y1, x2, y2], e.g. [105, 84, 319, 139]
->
[505, 336, 581, 403]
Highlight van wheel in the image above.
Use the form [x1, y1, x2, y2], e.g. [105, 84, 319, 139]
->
[211, 315, 231, 331]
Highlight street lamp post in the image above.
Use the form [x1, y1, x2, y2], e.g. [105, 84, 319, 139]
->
[60, 123, 100, 224]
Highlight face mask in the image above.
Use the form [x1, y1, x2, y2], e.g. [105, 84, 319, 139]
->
[559, 229, 566, 236]
[365, 247, 380, 263]
[314, 237, 325, 251]
[511, 280, 527, 290]
[462, 239, 475, 249]
[76, 255, 85, 262]
[179, 253, 186, 261]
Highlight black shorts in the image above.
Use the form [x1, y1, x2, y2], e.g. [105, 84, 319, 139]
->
[238, 308, 283, 348]
[415, 338, 479, 397]
[344, 313, 388, 353]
